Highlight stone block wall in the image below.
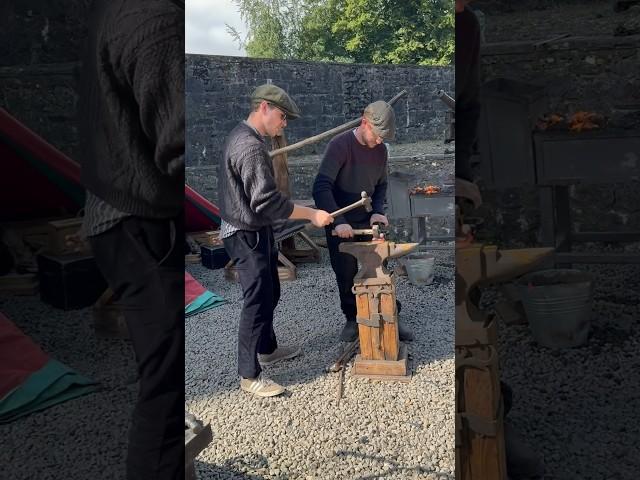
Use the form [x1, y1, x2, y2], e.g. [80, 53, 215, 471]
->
[0, 0, 91, 160]
[186, 55, 454, 168]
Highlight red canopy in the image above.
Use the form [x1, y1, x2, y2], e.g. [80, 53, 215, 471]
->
[0, 108, 220, 231]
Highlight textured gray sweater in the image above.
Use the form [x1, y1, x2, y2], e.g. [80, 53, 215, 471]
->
[218, 122, 294, 230]
[79, 0, 185, 218]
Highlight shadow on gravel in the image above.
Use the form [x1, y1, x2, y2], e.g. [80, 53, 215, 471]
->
[194, 455, 268, 479]
[334, 450, 454, 480]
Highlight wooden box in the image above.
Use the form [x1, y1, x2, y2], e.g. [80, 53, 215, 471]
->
[46, 217, 90, 255]
[0, 273, 39, 295]
[189, 230, 221, 247]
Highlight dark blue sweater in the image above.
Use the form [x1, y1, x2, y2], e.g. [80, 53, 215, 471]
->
[312, 130, 388, 227]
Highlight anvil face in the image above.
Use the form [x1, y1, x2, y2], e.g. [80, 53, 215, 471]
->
[339, 241, 420, 279]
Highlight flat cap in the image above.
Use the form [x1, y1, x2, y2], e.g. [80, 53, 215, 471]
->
[251, 84, 300, 119]
[364, 100, 396, 140]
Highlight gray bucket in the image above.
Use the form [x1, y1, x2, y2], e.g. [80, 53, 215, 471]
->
[516, 269, 593, 349]
[404, 254, 435, 286]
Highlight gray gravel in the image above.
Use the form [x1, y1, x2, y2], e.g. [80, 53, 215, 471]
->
[0, 294, 137, 479]
[481, 250, 640, 479]
[186, 245, 455, 480]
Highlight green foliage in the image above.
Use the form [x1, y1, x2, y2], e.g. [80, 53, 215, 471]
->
[227, 0, 454, 65]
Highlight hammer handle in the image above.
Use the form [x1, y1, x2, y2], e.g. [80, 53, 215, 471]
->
[331, 228, 372, 236]
[330, 201, 366, 219]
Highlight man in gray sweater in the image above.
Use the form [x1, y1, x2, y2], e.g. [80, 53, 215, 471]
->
[219, 84, 333, 397]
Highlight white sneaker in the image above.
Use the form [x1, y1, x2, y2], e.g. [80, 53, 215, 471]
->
[240, 375, 285, 397]
[258, 346, 302, 366]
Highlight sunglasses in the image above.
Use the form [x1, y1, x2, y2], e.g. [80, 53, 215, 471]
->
[268, 103, 288, 121]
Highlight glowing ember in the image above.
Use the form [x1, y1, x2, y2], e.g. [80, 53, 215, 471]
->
[535, 111, 606, 132]
[409, 184, 441, 195]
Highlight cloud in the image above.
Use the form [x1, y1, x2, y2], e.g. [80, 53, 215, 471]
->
[186, 0, 247, 56]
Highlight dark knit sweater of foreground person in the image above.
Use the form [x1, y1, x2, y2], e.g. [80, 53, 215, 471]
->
[79, 0, 185, 218]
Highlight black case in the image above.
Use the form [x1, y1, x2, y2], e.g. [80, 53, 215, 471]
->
[37, 253, 107, 310]
[200, 244, 230, 270]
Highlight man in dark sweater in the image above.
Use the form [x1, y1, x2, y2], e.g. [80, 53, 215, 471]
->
[219, 84, 333, 398]
[312, 101, 413, 343]
[456, 0, 482, 183]
[79, 1, 185, 478]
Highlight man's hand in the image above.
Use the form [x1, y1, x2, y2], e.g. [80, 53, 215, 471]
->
[370, 213, 389, 227]
[334, 224, 354, 239]
[311, 209, 334, 228]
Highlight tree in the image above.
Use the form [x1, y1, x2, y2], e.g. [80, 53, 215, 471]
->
[227, 0, 454, 65]
[227, 0, 307, 59]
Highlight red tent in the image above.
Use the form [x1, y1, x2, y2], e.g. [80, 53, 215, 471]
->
[0, 108, 220, 231]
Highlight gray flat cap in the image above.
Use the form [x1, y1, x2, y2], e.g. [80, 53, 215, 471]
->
[364, 100, 396, 140]
[251, 84, 300, 119]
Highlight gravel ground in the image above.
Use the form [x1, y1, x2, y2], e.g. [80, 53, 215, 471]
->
[0, 294, 137, 479]
[480, 246, 640, 479]
[185, 245, 455, 480]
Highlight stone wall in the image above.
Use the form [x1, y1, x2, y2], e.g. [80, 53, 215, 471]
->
[480, 36, 640, 119]
[185, 55, 454, 168]
[0, 0, 91, 160]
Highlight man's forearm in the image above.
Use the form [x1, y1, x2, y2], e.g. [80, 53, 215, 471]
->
[289, 204, 318, 221]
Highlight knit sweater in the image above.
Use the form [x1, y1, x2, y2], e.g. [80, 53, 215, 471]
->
[312, 129, 388, 227]
[79, 0, 185, 218]
[218, 122, 294, 230]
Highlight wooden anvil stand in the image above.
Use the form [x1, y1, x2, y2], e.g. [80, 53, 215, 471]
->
[340, 240, 418, 381]
[455, 243, 553, 480]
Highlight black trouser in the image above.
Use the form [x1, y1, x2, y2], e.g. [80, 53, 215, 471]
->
[223, 226, 279, 379]
[89, 216, 184, 480]
[325, 227, 401, 324]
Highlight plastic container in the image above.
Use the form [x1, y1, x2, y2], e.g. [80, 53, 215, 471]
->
[516, 269, 593, 349]
[404, 254, 435, 286]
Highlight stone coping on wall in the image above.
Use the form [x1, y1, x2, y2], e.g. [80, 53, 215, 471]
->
[187, 53, 452, 70]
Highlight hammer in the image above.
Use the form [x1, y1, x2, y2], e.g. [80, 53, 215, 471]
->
[330, 191, 372, 219]
[331, 224, 385, 240]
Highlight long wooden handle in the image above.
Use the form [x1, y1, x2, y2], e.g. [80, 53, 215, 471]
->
[331, 200, 369, 218]
[269, 90, 408, 157]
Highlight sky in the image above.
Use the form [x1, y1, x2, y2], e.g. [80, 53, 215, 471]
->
[185, 0, 247, 56]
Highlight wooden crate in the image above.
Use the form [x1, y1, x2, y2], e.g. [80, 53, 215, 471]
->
[0, 273, 39, 295]
[189, 230, 221, 247]
[185, 253, 202, 264]
[46, 218, 90, 256]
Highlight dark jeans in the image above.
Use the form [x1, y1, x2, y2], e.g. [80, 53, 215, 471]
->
[325, 227, 401, 324]
[223, 226, 279, 379]
[89, 216, 184, 480]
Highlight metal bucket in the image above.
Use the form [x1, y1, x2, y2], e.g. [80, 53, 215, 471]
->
[404, 254, 435, 286]
[516, 269, 593, 348]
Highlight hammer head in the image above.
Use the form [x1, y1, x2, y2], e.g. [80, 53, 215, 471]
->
[361, 191, 373, 212]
